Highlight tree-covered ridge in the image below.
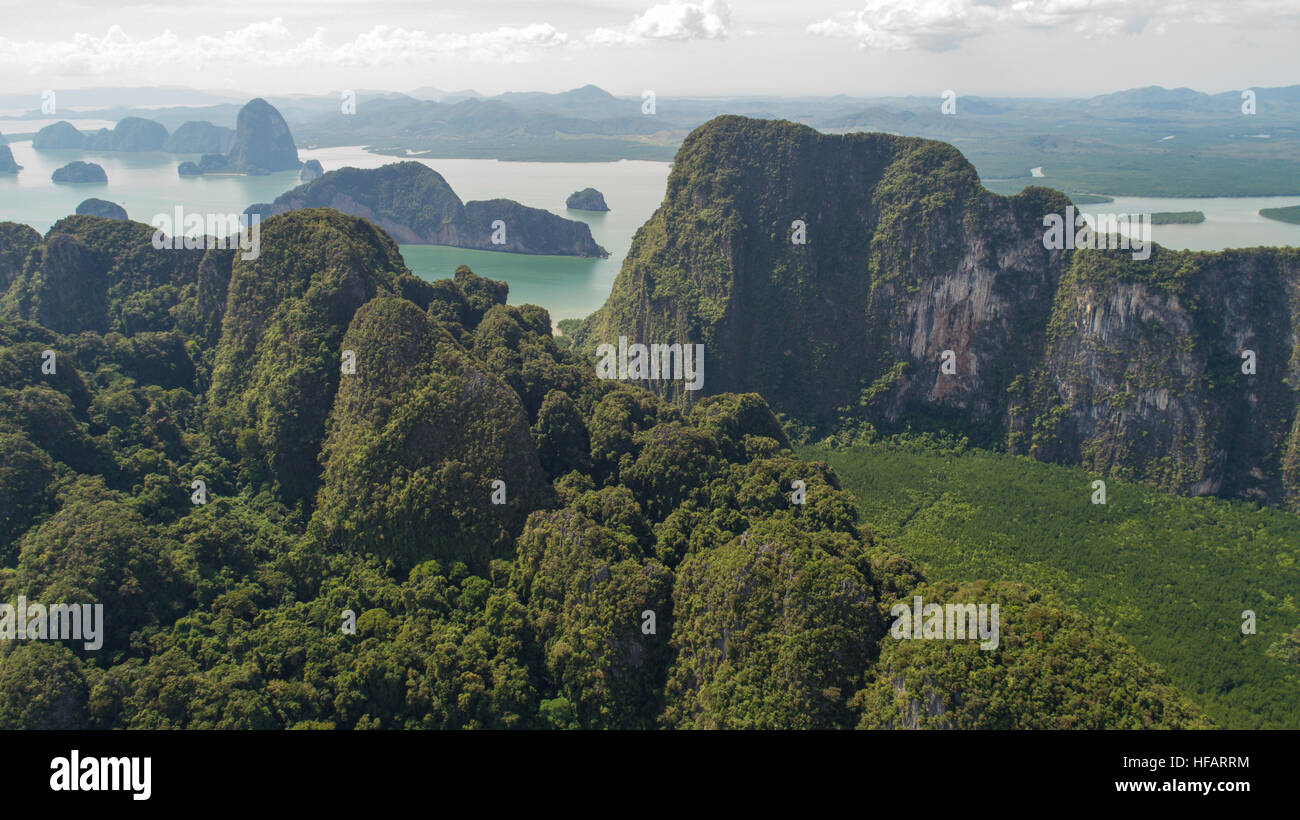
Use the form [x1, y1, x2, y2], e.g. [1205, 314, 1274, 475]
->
[309, 295, 551, 570]
[856, 580, 1212, 729]
[581, 115, 1300, 511]
[205, 208, 430, 506]
[0, 211, 1209, 729]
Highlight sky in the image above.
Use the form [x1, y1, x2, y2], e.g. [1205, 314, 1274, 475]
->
[1, 0, 1298, 98]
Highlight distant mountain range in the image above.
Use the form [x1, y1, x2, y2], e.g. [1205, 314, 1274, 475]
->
[25, 98, 300, 178]
[7, 83, 1300, 194]
[10, 81, 1300, 123]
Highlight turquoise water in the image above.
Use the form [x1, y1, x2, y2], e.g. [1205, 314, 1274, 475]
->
[0, 142, 303, 231]
[4, 127, 1299, 322]
[0, 137, 671, 322]
[1075, 196, 1300, 251]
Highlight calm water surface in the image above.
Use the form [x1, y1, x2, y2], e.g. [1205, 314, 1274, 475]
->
[3, 128, 1297, 321]
[0, 138, 670, 321]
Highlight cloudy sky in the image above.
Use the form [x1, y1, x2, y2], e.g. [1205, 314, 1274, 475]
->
[1, 0, 1298, 97]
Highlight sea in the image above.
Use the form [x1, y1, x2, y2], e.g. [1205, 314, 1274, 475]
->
[1, 133, 1297, 322]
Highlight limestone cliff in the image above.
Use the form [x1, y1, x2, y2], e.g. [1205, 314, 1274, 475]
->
[582, 115, 1300, 508]
[225, 98, 300, 173]
[1015, 246, 1300, 505]
[583, 115, 1067, 436]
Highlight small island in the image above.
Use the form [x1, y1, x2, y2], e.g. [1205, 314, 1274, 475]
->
[1260, 204, 1300, 225]
[34, 117, 168, 151]
[261, 162, 607, 257]
[51, 161, 107, 184]
[565, 187, 610, 211]
[1151, 211, 1206, 224]
[75, 198, 128, 220]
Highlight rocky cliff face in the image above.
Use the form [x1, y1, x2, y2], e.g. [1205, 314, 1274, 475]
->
[583, 116, 1067, 434]
[583, 115, 1300, 508]
[224, 98, 300, 173]
[1015, 246, 1300, 505]
[0, 202, 1210, 730]
[264, 161, 608, 257]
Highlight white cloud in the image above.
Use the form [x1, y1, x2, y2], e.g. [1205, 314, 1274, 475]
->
[330, 23, 569, 65]
[0, 18, 570, 77]
[807, 0, 999, 51]
[806, 0, 1300, 51]
[589, 0, 731, 46]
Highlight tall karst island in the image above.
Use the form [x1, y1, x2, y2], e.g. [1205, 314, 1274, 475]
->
[177, 98, 302, 177]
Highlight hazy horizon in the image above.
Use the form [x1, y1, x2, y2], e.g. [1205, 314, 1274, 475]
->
[5, 81, 1299, 103]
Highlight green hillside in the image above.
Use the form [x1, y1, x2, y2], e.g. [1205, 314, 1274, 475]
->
[799, 437, 1300, 728]
[0, 212, 1210, 729]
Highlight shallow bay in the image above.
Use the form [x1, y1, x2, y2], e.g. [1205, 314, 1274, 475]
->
[0, 139, 670, 322]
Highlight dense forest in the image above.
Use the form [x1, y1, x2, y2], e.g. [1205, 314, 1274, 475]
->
[803, 436, 1300, 729]
[0, 209, 1214, 728]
